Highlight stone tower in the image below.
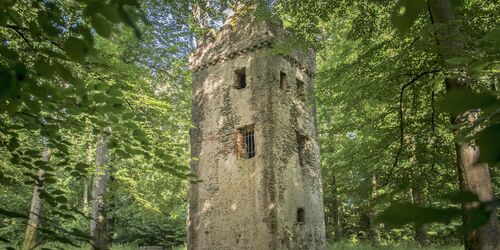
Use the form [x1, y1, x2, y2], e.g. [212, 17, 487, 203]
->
[188, 9, 326, 250]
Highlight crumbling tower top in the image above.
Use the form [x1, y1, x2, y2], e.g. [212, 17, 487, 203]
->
[189, 8, 316, 78]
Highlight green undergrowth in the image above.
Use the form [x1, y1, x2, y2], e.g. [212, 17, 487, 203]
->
[0, 243, 188, 250]
[2, 242, 462, 250]
[327, 241, 462, 250]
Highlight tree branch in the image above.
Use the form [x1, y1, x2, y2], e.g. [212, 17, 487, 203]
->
[383, 69, 440, 186]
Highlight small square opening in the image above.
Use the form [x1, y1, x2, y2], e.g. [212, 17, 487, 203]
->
[280, 71, 287, 90]
[296, 79, 305, 102]
[235, 68, 246, 89]
[297, 208, 305, 224]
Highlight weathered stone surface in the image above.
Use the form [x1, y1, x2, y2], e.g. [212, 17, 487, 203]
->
[188, 9, 325, 250]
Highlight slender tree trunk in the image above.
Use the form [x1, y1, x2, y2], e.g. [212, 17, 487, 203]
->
[83, 144, 93, 208]
[369, 175, 379, 244]
[331, 175, 343, 241]
[368, 175, 379, 245]
[90, 130, 110, 250]
[22, 148, 50, 250]
[83, 179, 89, 207]
[427, 1, 500, 249]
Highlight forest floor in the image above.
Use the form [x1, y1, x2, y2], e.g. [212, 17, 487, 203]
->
[16, 242, 462, 250]
[327, 241, 462, 250]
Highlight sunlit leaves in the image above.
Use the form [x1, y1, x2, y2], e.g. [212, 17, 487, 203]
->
[390, 0, 426, 34]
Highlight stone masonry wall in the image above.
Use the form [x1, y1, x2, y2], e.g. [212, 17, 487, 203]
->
[188, 11, 325, 250]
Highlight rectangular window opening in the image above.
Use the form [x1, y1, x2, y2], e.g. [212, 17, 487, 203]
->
[236, 126, 255, 159]
[297, 208, 305, 224]
[235, 68, 246, 89]
[296, 79, 305, 102]
[297, 133, 306, 169]
[280, 71, 287, 90]
[244, 129, 255, 158]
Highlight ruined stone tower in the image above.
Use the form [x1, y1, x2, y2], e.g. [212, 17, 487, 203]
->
[188, 9, 326, 250]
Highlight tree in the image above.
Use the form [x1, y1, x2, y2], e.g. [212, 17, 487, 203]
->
[427, 0, 500, 249]
[22, 146, 50, 250]
[90, 129, 111, 250]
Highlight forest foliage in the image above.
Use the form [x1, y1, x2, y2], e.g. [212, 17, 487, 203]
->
[1, 0, 499, 249]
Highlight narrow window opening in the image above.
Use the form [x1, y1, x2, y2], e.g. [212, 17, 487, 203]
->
[296, 79, 305, 102]
[236, 126, 255, 159]
[244, 129, 255, 158]
[280, 71, 287, 90]
[297, 208, 305, 224]
[235, 68, 246, 89]
[297, 133, 306, 169]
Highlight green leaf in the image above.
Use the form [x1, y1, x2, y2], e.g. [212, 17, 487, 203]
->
[114, 0, 140, 7]
[99, 4, 121, 23]
[0, 0, 16, 8]
[0, 46, 19, 61]
[37, 10, 60, 37]
[6, 8, 22, 26]
[91, 14, 111, 38]
[480, 29, 500, 48]
[469, 60, 490, 73]
[444, 56, 473, 65]
[121, 112, 134, 120]
[118, 6, 141, 38]
[463, 207, 492, 232]
[0, 67, 14, 98]
[390, 0, 427, 34]
[438, 89, 498, 114]
[75, 162, 89, 170]
[34, 160, 47, 167]
[50, 189, 65, 195]
[54, 195, 68, 203]
[7, 137, 19, 151]
[14, 63, 27, 82]
[376, 203, 461, 226]
[444, 191, 479, 203]
[44, 177, 57, 184]
[54, 63, 73, 81]
[0, 10, 7, 26]
[64, 37, 90, 62]
[34, 59, 56, 77]
[0, 208, 28, 219]
[476, 124, 500, 164]
[24, 99, 41, 114]
[93, 92, 108, 103]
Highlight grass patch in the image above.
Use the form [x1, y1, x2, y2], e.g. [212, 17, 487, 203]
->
[327, 241, 462, 250]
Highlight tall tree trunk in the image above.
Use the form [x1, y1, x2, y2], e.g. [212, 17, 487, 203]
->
[90, 130, 110, 250]
[427, 1, 500, 249]
[410, 187, 428, 245]
[331, 175, 343, 241]
[22, 148, 50, 250]
[406, 134, 428, 246]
